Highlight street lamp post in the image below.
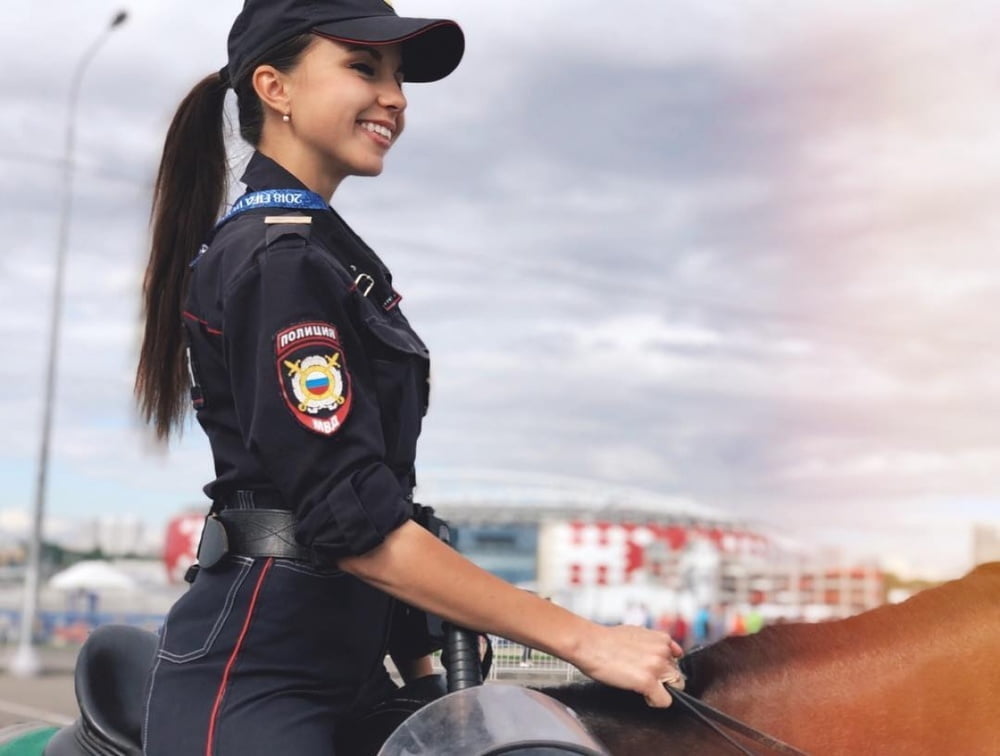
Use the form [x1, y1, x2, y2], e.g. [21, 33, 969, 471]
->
[10, 10, 129, 678]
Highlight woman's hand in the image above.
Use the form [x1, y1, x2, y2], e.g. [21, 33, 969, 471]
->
[571, 624, 685, 708]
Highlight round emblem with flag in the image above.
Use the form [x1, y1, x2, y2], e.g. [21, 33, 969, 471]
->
[290, 354, 345, 413]
[275, 322, 352, 435]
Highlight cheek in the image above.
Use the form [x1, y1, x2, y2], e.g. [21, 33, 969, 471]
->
[303, 101, 353, 137]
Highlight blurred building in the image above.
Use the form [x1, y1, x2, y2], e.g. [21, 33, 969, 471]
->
[536, 520, 883, 624]
[451, 523, 537, 585]
[419, 470, 885, 625]
[95, 515, 146, 557]
[163, 511, 206, 584]
[0, 533, 26, 567]
[972, 523, 1000, 565]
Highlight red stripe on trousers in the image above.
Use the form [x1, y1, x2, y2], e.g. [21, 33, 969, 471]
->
[205, 557, 274, 756]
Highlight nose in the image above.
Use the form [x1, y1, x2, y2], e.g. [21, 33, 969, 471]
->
[378, 80, 407, 114]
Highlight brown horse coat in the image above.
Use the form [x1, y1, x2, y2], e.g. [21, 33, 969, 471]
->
[541, 562, 1000, 755]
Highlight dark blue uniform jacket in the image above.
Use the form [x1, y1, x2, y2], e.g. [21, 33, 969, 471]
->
[183, 151, 429, 567]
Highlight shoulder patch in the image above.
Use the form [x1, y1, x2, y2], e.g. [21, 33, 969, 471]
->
[275, 321, 352, 436]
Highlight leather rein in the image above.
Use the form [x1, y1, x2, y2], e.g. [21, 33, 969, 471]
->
[664, 652, 809, 756]
[666, 685, 809, 755]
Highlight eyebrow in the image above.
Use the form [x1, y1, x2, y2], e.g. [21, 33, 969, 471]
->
[347, 45, 383, 61]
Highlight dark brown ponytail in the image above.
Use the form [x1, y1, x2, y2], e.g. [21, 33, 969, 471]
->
[135, 35, 314, 440]
[136, 72, 228, 440]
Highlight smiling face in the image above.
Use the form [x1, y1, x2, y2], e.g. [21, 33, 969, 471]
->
[253, 35, 407, 196]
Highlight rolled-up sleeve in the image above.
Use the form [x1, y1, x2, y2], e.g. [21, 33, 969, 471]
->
[221, 235, 410, 564]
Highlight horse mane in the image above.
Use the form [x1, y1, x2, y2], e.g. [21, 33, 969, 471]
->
[540, 561, 1000, 722]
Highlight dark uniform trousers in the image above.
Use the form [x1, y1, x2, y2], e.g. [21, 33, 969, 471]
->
[143, 555, 398, 755]
[145, 556, 395, 756]
[143, 152, 434, 755]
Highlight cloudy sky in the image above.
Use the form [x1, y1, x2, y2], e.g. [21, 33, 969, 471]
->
[1, 0, 998, 578]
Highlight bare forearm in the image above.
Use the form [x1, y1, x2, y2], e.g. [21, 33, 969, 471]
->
[339, 521, 591, 662]
[341, 521, 684, 708]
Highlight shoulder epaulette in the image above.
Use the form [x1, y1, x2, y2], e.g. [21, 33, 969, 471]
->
[265, 216, 313, 247]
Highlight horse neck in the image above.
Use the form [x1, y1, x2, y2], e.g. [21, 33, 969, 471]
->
[689, 564, 1000, 752]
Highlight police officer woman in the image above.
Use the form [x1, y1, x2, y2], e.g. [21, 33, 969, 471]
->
[136, 1, 684, 753]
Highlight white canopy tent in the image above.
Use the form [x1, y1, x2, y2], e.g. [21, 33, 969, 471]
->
[48, 560, 137, 591]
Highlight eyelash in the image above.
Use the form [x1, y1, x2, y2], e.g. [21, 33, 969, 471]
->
[350, 62, 405, 89]
[350, 62, 376, 76]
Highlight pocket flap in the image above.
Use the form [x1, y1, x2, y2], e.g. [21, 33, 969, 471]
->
[361, 311, 429, 360]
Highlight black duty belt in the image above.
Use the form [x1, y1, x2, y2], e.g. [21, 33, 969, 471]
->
[197, 508, 312, 568]
[215, 489, 289, 511]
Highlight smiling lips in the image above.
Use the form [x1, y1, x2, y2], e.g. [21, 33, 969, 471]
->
[359, 120, 393, 145]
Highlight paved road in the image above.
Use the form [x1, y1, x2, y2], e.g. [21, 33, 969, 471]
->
[0, 646, 79, 729]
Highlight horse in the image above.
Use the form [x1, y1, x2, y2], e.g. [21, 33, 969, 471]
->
[539, 561, 1000, 755]
[4, 563, 996, 755]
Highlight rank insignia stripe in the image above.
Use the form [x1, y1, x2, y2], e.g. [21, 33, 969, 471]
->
[274, 322, 352, 436]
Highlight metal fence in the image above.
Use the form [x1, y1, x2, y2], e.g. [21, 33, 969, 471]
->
[429, 635, 585, 684]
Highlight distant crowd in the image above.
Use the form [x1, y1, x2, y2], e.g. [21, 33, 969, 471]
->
[622, 601, 784, 650]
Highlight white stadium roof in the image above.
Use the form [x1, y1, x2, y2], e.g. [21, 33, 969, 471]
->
[414, 468, 738, 526]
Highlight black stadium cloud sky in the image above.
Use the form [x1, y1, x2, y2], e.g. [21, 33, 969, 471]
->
[1, 0, 998, 576]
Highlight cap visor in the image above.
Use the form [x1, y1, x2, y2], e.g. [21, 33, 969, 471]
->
[314, 17, 464, 82]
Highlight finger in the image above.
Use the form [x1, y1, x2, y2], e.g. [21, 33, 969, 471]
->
[670, 639, 684, 657]
[665, 673, 686, 691]
[643, 682, 673, 708]
[658, 664, 686, 690]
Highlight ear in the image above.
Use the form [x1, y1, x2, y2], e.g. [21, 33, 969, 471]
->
[252, 64, 291, 118]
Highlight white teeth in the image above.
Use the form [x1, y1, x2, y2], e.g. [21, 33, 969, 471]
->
[360, 121, 392, 140]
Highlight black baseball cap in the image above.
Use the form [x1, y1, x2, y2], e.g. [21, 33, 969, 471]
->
[224, 0, 464, 85]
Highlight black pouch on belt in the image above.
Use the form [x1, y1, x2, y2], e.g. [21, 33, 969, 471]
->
[196, 515, 229, 570]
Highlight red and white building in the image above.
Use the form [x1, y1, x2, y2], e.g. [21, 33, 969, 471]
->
[420, 470, 885, 625]
[538, 519, 883, 623]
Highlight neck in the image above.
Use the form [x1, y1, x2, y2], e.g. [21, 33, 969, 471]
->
[255, 139, 343, 200]
[689, 564, 1000, 753]
[542, 564, 1000, 756]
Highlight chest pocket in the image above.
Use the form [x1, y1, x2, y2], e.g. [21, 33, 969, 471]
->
[360, 310, 430, 473]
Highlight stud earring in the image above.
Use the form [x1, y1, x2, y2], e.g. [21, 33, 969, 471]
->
[282, 113, 291, 123]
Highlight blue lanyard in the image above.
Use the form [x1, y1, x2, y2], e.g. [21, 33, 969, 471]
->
[191, 189, 328, 267]
[217, 188, 329, 226]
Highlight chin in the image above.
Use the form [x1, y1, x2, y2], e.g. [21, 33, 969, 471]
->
[354, 164, 385, 178]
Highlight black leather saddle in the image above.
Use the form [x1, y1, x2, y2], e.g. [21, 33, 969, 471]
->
[44, 624, 158, 756]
